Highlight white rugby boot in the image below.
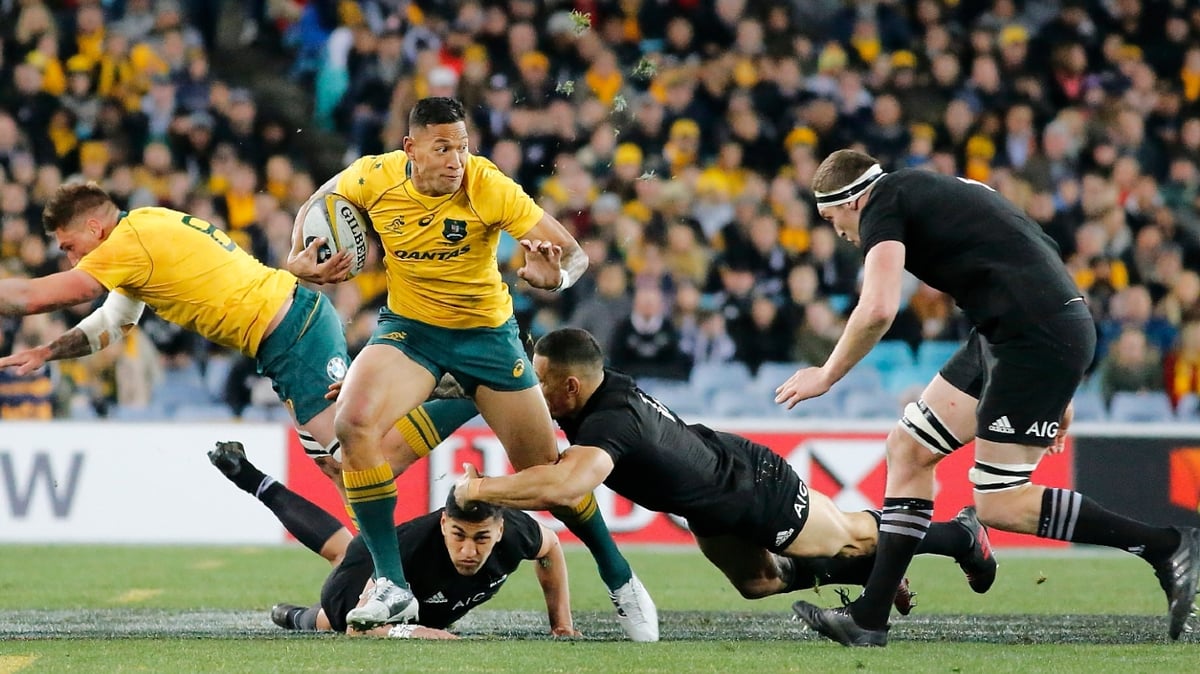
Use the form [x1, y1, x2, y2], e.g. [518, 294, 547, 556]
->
[609, 573, 659, 642]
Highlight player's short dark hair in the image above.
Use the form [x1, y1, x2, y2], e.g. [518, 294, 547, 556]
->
[43, 181, 114, 231]
[444, 489, 503, 523]
[813, 149, 879, 196]
[534, 328, 605, 373]
[409, 97, 467, 131]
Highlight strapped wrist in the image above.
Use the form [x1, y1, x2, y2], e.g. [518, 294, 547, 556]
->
[552, 268, 573, 292]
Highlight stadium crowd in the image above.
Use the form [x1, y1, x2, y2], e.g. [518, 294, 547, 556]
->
[3, 0, 1200, 422]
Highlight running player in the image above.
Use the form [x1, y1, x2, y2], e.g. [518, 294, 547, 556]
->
[305, 97, 653, 638]
[207, 441, 578, 639]
[454, 328, 995, 608]
[778, 149, 1200, 645]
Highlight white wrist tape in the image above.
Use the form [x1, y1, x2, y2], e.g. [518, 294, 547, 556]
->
[552, 268, 575, 292]
[76, 292, 146, 353]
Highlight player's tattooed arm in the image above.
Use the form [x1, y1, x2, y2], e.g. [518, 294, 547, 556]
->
[46, 328, 93, 360]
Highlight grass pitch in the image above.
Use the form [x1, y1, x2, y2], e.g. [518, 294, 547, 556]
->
[0, 545, 1195, 673]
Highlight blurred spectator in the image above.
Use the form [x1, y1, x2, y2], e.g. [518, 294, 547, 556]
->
[1165, 320, 1200, 408]
[1098, 285, 1177, 360]
[689, 309, 738, 369]
[566, 261, 631, 356]
[610, 285, 690, 381]
[736, 294, 792, 373]
[1097, 326, 1165, 406]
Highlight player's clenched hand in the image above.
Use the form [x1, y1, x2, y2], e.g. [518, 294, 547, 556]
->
[517, 239, 564, 290]
[774, 366, 835, 410]
[287, 236, 352, 285]
[551, 625, 583, 638]
[325, 380, 343, 401]
[0, 346, 51, 376]
[1048, 401, 1074, 455]
[453, 462, 481, 509]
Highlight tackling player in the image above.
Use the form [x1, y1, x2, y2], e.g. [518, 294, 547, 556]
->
[453, 328, 995, 609]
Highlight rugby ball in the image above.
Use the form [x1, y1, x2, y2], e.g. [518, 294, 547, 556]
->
[302, 193, 370, 278]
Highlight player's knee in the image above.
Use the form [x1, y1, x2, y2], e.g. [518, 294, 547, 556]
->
[333, 405, 374, 445]
[884, 425, 940, 479]
[731, 577, 775, 600]
[973, 484, 1037, 531]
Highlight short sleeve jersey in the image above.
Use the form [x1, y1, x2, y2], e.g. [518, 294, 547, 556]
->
[74, 207, 296, 356]
[858, 170, 1082, 339]
[335, 152, 544, 329]
[398, 509, 543, 629]
[556, 369, 769, 530]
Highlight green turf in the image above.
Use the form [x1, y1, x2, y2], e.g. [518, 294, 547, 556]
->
[0, 545, 1195, 673]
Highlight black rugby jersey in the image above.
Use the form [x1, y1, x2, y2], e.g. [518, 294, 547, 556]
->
[556, 369, 779, 530]
[858, 170, 1082, 339]
[338, 508, 542, 629]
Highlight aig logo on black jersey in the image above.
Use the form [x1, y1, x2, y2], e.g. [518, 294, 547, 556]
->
[443, 218, 468, 242]
[794, 482, 810, 522]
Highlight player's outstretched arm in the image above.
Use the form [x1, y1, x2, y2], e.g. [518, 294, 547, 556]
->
[776, 241, 906, 409]
[518, 213, 588, 291]
[287, 171, 353, 285]
[0, 269, 106, 317]
[0, 290, 146, 374]
[456, 446, 614, 511]
[531, 524, 581, 637]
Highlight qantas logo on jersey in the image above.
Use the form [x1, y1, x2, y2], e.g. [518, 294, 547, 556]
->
[392, 245, 471, 261]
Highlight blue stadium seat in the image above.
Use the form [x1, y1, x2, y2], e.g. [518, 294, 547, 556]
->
[172, 403, 235, 421]
[203, 356, 233, 402]
[1108, 391, 1175, 422]
[111, 405, 166, 421]
[638, 378, 691, 403]
[1071, 390, 1108, 422]
[711, 389, 781, 418]
[689, 362, 752, 400]
[829, 367, 884, 399]
[650, 385, 708, 419]
[752, 361, 807, 393]
[861, 341, 915, 373]
[1176, 394, 1200, 422]
[152, 366, 212, 413]
[882, 365, 931, 397]
[842, 390, 902, 419]
[916, 340, 961, 371]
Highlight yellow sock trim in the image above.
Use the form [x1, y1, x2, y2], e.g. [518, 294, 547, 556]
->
[571, 493, 599, 520]
[344, 504, 360, 531]
[412, 406, 441, 449]
[343, 463, 394, 492]
[395, 409, 437, 458]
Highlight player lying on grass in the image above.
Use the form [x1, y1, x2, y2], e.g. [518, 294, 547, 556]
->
[208, 441, 579, 639]
[454, 327, 996, 608]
